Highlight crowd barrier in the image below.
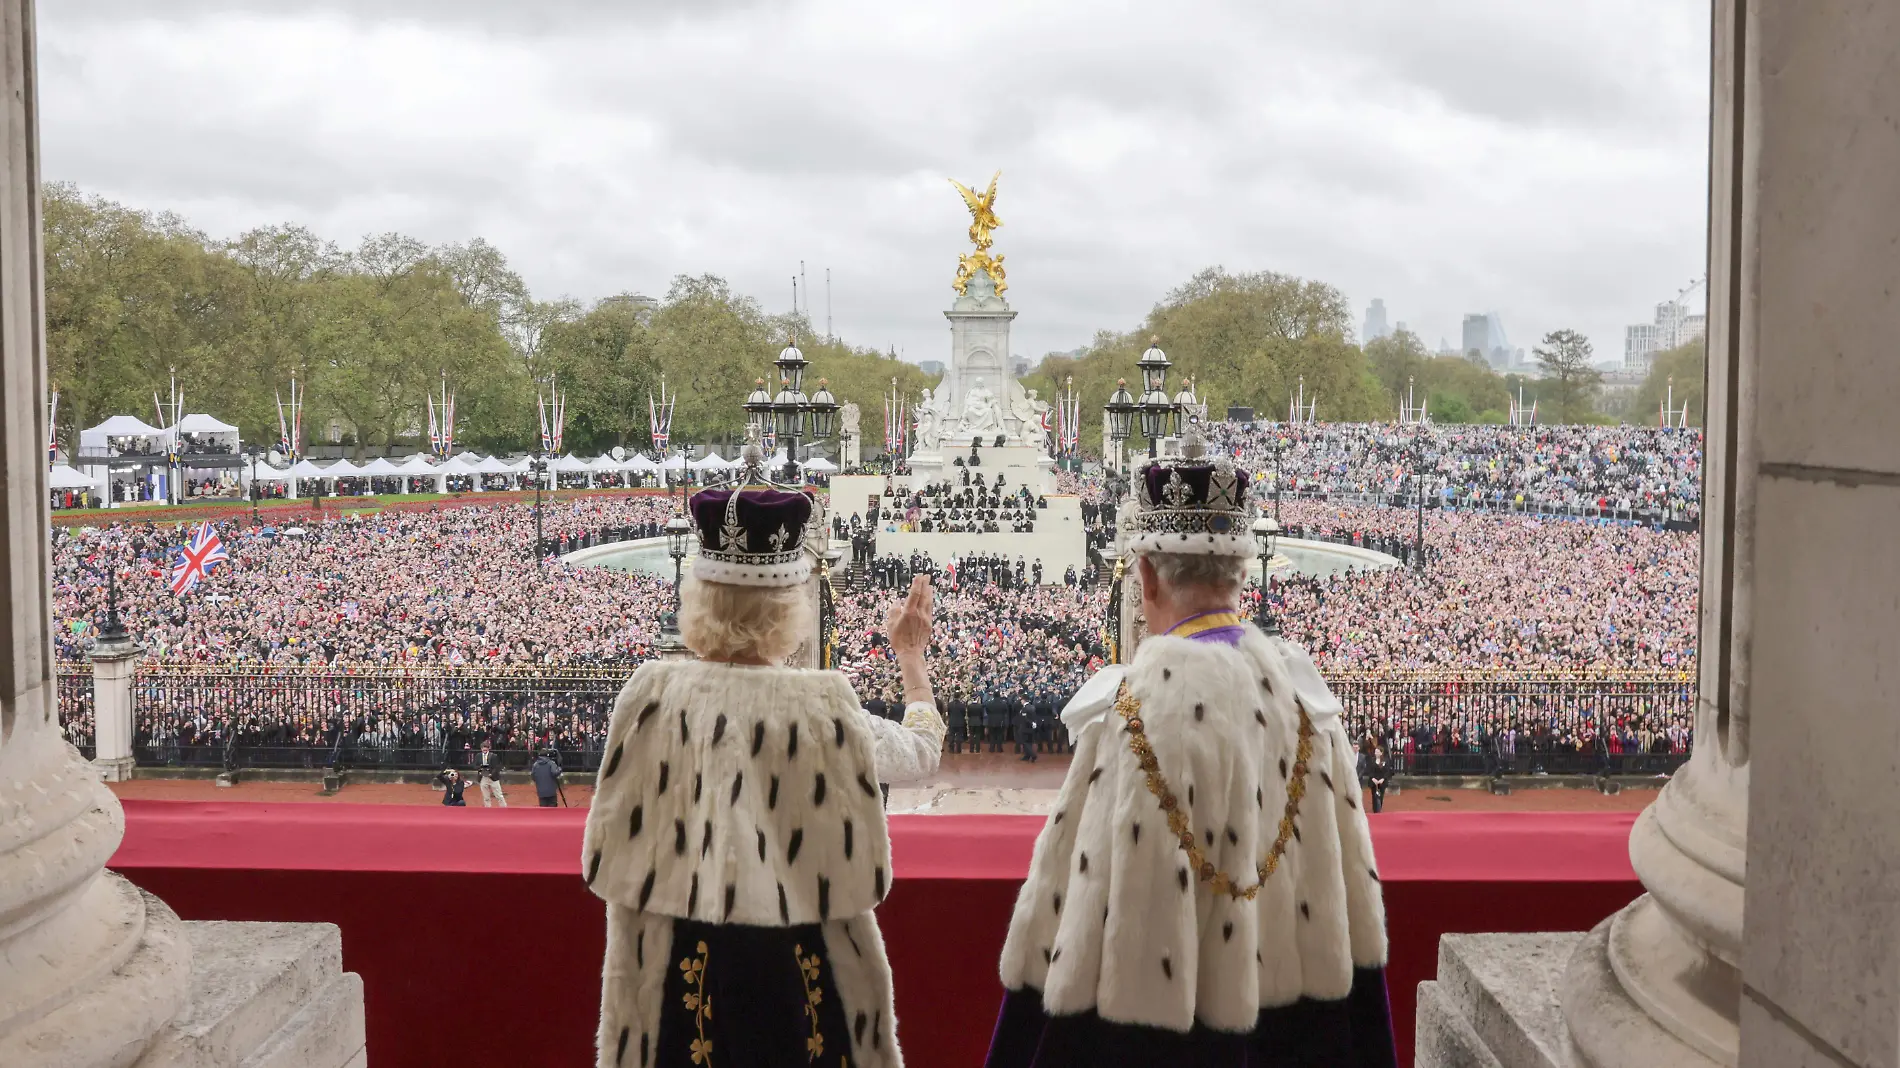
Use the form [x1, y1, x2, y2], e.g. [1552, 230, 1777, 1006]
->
[55, 664, 1694, 773]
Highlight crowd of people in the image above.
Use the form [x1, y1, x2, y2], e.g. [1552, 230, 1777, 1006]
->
[1210, 421, 1704, 522]
[50, 421, 1707, 771]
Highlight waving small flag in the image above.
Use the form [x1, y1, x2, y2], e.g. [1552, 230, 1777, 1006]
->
[169, 522, 228, 596]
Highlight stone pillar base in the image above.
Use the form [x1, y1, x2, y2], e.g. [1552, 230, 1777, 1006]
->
[140, 915, 367, 1068]
[1416, 927, 1723, 1068]
[94, 755, 137, 782]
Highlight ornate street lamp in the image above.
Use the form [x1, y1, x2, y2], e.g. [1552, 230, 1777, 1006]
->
[1135, 339, 1175, 455]
[1252, 515, 1281, 636]
[1171, 376, 1198, 439]
[530, 453, 549, 573]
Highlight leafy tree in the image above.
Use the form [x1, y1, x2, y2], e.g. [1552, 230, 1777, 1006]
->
[1532, 329, 1603, 424]
[1630, 340, 1706, 427]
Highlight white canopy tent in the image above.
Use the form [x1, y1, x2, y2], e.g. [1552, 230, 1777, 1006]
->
[624, 454, 661, 473]
[803, 456, 838, 473]
[474, 456, 515, 475]
[550, 454, 592, 473]
[689, 451, 733, 471]
[322, 459, 363, 478]
[394, 454, 439, 475]
[250, 464, 292, 482]
[48, 464, 99, 491]
[588, 454, 623, 473]
[356, 457, 402, 476]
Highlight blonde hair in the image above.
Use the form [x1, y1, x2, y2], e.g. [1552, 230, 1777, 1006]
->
[677, 572, 812, 663]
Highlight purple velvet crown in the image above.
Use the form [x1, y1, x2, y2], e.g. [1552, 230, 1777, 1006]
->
[687, 486, 814, 587]
[1128, 453, 1255, 557]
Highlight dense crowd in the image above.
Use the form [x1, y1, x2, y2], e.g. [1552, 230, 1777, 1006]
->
[51, 421, 1706, 768]
[1211, 422, 1704, 521]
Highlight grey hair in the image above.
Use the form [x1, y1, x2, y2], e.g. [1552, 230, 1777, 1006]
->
[1142, 551, 1248, 596]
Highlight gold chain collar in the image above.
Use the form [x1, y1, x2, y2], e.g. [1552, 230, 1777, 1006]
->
[1115, 681, 1315, 901]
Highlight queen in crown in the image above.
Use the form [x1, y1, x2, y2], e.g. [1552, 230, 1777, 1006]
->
[583, 472, 944, 1068]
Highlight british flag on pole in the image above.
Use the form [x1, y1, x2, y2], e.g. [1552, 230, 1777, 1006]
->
[169, 521, 228, 596]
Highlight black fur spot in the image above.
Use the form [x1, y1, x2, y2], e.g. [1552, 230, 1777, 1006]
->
[845, 925, 863, 957]
[855, 1012, 868, 1045]
[1132, 823, 1141, 844]
[1089, 767, 1103, 785]
[788, 828, 804, 864]
[1257, 786, 1264, 809]
[751, 722, 766, 756]
[629, 805, 643, 838]
[679, 709, 689, 744]
[1053, 892, 1062, 914]
[1347, 796, 1359, 809]
[1162, 668, 1171, 681]
[604, 743, 624, 778]
[769, 775, 780, 809]
[701, 820, 713, 858]
[788, 723, 799, 759]
[1161, 957, 1173, 980]
[686, 874, 699, 914]
[657, 762, 670, 794]
[1226, 826, 1239, 846]
[638, 869, 656, 909]
[1292, 824, 1302, 843]
[756, 828, 767, 862]
[1223, 921, 1234, 942]
[1188, 785, 1195, 806]
[1178, 868, 1189, 891]
[635, 700, 659, 730]
[818, 876, 831, 920]
[723, 883, 736, 920]
[873, 1012, 883, 1050]
[673, 820, 686, 855]
[1204, 829, 1214, 847]
[1368, 868, 1381, 882]
[636, 929, 644, 967]
[640, 1032, 649, 1067]
[586, 849, 602, 885]
[814, 772, 827, 806]
[844, 819, 855, 859]
[1320, 771, 1334, 791]
[1194, 702, 1205, 722]
[712, 714, 727, 745]
[1078, 853, 1089, 874]
[1051, 947, 1062, 963]
[1042, 947, 1052, 964]
[857, 772, 877, 798]
[1260, 675, 1274, 695]
[875, 866, 886, 900]
[1279, 758, 1288, 779]
[1255, 710, 1268, 728]
[693, 772, 703, 803]
[777, 881, 789, 923]
[1053, 810, 1064, 825]
[1300, 901, 1311, 920]
[616, 1026, 629, 1065]
[730, 772, 744, 805]
[834, 717, 846, 747]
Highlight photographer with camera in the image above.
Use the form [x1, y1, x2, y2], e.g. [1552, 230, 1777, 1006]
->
[474, 737, 506, 807]
[529, 748, 563, 808]
[435, 767, 468, 807]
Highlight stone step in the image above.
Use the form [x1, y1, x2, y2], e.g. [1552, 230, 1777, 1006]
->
[137, 920, 364, 1068]
[1416, 932, 1582, 1068]
[240, 971, 366, 1068]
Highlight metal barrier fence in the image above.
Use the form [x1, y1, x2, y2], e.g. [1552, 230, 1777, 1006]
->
[57, 668, 94, 755]
[129, 665, 628, 773]
[109, 664, 1693, 775]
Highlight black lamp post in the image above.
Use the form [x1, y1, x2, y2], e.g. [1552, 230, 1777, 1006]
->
[664, 514, 691, 601]
[530, 453, 549, 573]
[1103, 377, 1136, 477]
[98, 551, 130, 644]
[246, 445, 262, 525]
[1252, 516, 1281, 636]
[744, 338, 839, 484]
[1271, 433, 1284, 525]
[1412, 427, 1427, 570]
[1135, 339, 1174, 457]
[743, 377, 774, 465]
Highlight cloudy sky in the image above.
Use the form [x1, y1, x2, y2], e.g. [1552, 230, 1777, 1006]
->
[41, 0, 1710, 368]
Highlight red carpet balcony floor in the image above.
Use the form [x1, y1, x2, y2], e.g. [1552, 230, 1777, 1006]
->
[111, 801, 1642, 1068]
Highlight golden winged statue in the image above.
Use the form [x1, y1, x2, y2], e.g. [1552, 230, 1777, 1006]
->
[949, 170, 1007, 297]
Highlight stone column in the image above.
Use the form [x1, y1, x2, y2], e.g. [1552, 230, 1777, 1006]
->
[0, 0, 195, 1060]
[88, 617, 140, 783]
[1418, 4, 1899, 1066]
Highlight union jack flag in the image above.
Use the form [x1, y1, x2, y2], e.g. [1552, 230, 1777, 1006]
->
[169, 522, 228, 597]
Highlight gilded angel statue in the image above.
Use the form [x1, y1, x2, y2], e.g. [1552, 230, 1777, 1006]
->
[949, 170, 1008, 297]
[949, 171, 1003, 251]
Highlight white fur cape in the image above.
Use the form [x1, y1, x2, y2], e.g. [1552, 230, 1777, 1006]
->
[585, 660, 904, 1067]
[998, 626, 1389, 1035]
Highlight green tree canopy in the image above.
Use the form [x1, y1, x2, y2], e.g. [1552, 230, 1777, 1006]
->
[1630, 340, 1706, 427]
[1532, 329, 1604, 424]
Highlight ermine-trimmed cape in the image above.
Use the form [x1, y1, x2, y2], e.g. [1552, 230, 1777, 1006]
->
[993, 624, 1392, 1059]
[585, 659, 929, 1068]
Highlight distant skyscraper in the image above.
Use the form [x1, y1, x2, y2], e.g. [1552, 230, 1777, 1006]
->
[917, 360, 946, 377]
[1624, 301, 1707, 373]
[1461, 312, 1515, 370]
[1362, 299, 1392, 343]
